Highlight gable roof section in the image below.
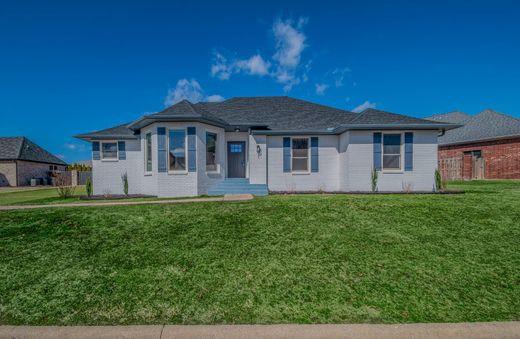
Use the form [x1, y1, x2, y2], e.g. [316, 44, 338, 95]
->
[427, 109, 520, 146]
[0, 137, 67, 165]
[76, 96, 458, 140]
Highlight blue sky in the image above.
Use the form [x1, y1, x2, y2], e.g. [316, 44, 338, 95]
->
[1, 0, 519, 162]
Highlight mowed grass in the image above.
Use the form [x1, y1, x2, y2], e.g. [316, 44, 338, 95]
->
[0, 186, 86, 205]
[0, 181, 519, 325]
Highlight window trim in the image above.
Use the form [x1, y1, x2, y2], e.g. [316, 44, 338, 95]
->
[101, 141, 118, 161]
[167, 128, 188, 174]
[144, 131, 153, 175]
[381, 132, 404, 173]
[291, 137, 310, 174]
[205, 131, 219, 173]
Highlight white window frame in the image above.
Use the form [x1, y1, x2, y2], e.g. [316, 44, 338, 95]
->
[101, 141, 118, 161]
[167, 128, 188, 174]
[381, 132, 404, 172]
[205, 131, 219, 173]
[144, 131, 152, 175]
[291, 137, 310, 174]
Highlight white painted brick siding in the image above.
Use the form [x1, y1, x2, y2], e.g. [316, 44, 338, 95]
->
[267, 135, 340, 192]
[91, 125, 439, 196]
[249, 134, 267, 184]
[344, 130, 438, 191]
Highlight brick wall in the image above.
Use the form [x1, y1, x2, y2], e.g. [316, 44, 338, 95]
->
[0, 161, 17, 186]
[438, 137, 520, 179]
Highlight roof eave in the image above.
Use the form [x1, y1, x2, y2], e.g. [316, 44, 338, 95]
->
[74, 134, 139, 142]
[439, 133, 520, 147]
[127, 116, 229, 130]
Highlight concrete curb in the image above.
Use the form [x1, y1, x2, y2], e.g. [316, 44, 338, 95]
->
[1, 322, 519, 339]
[0, 194, 254, 211]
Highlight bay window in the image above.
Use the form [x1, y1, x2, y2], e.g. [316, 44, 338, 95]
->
[206, 132, 217, 171]
[169, 129, 186, 172]
[145, 132, 152, 173]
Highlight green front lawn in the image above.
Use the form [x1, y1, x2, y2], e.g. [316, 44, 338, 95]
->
[0, 186, 86, 205]
[0, 181, 519, 325]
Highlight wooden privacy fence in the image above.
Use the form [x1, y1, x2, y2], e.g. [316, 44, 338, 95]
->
[439, 156, 485, 180]
[439, 157, 463, 180]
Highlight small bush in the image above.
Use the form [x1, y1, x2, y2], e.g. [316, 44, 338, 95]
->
[121, 172, 129, 196]
[55, 173, 76, 198]
[85, 177, 92, 197]
[435, 169, 444, 191]
[371, 168, 379, 192]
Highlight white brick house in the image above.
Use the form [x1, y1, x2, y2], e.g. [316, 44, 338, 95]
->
[75, 96, 459, 197]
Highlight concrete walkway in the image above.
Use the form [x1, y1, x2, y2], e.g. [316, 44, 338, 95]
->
[0, 194, 254, 211]
[0, 322, 519, 338]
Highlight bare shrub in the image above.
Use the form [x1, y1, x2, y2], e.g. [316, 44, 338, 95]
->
[402, 181, 414, 193]
[55, 172, 76, 198]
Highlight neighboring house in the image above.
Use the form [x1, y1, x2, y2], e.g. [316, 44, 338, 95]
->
[428, 109, 520, 180]
[0, 137, 67, 186]
[75, 96, 458, 197]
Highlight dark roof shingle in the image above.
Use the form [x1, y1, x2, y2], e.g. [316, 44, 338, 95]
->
[0, 137, 67, 165]
[427, 109, 520, 145]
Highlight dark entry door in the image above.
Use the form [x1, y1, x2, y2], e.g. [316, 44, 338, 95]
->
[227, 141, 246, 178]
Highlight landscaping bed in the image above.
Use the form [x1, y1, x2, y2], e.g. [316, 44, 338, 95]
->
[79, 194, 156, 200]
[0, 180, 518, 325]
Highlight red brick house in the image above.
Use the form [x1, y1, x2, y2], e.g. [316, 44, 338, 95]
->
[427, 109, 520, 180]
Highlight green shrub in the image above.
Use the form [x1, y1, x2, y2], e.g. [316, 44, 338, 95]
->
[371, 168, 379, 192]
[121, 172, 129, 196]
[435, 169, 444, 191]
[86, 176, 92, 197]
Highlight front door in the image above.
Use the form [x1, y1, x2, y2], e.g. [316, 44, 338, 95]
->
[227, 141, 246, 178]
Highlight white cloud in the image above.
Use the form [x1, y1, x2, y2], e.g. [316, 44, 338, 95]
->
[236, 54, 271, 76]
[315, 83, 329, 95]
[64, 143, 76, 150]
[164, 79, 224, 106]
[210, 16, 308, 92]
[272, 17, 308, 91]
[211, 52, 271, 80]
[56, 154, 65, 159]
[332, 67, 351, 87]
[352, 100, 377, 113]
[206, 94, 225, 102]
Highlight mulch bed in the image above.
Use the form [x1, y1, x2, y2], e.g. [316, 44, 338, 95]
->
[79, 194, 156, 200]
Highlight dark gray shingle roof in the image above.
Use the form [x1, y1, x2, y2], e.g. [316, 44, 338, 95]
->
[353, 108, 444, 125]
[77, 96, 455, 140]
[426, 111, 471, 124]
[75, 122, 137, 140]
[196, 96, 359, 130]
[427, 109, 520, 145]
[0, 137, 67, 165]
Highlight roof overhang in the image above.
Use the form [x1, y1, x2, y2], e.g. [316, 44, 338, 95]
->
[74, 134, 139, 142]
[251, 123, 463, 135]
[127, 115, 229, 131]
[439, 133, 520, 147]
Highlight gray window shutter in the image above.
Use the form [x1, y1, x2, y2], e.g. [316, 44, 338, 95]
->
[187, 127, 196, 172]
[92, 141, 100, 160]
[373, 132, 382, 171]
[405, 132, 413, 171]
[118, 141, 126, 160]
[283, 137, 291, 172]
[157, 127, 167, 172]
[311, 137, 319, 172]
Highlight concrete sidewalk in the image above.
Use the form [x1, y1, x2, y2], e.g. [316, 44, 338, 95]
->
[0, 322, 519, 339]
[0, 194, 254, 211]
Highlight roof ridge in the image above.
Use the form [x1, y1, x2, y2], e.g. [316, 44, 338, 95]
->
[17, 136, 26, 159]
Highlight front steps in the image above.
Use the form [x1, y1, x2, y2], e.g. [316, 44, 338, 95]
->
[207, 178, 268, 196]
